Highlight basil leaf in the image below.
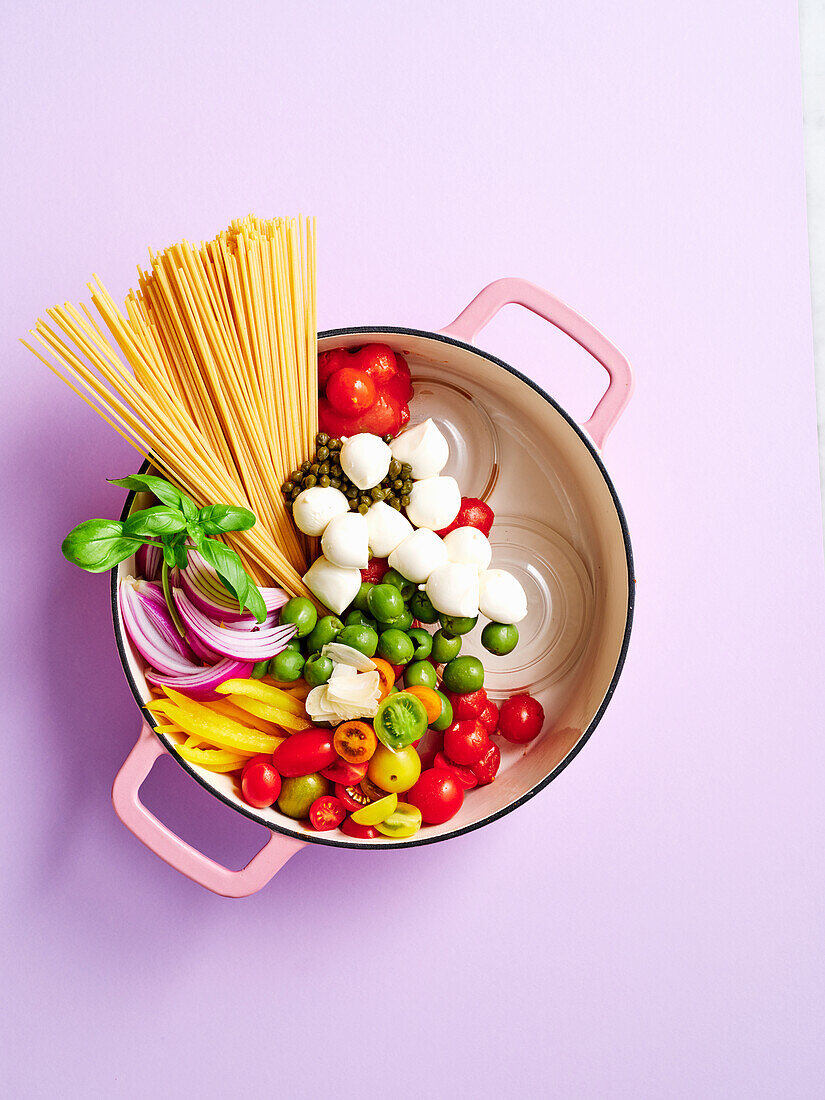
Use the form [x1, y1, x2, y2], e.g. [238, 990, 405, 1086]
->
[109, 474, 185, 508]
[162, 542, 177, 568]
[180, 495, 199, 524]
[174, 541, 190, 569]
[198, 504, 257, 534]
[199, 538, 266, 622]
[61, 519, 143, 573]
[123, 506, 187, 538]
[185, 520, 205, 548]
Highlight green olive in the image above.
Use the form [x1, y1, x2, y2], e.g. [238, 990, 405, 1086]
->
[280, 596, 318, 638]
[268, 648, 305, 682]
[407, 627, 433, 661]
[304, 614, 343, 654]
[431, 628, 461, 663]
[481, 622, 519, 656]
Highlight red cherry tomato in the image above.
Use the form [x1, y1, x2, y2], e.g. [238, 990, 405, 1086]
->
[433, 751, 478, 790]
[241, 753, 272, 776]
[478, 700, 499, 734]
[407, 768, 464, 825]
[444, 719, 490, 765]
[326, 367, 377, 414]
[444, 688, 488, 720]
[436, 497, 495, 538]
[470, 740, 501, 785]
[498, 694, 545, 744]
[361, 557, 389, 583]
[384, 358, 413, 405]
[318, 348, 350, 389]
[240, 759, 282, 808]
[355, 343, 397, 383]
[320, 759, 369, 785]
[309, 795, 346, 831]
[340, 816, 382, 839]
[415, 729, 443, 770]
[272, 728, 337, 777]
[335, 783, 371, 812]
[348, 391, 404, 436]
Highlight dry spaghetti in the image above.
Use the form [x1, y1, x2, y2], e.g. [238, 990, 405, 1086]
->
[23, 215, 318, 596]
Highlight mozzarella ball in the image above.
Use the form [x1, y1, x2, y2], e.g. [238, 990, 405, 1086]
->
[320, 511, 369, 569]
[303, 556, 362, 615]
[366, 501, 414, 558]
[478, 569, 528, 624]
[340, 433, 392, 490]
[443, 526, 492, 571]
[390, 418, 449, 479]
[406, 476, 461, 531]
[388, 529, 448, 584]
[425, 562, 479, 618]
[292, 486, 350, 537]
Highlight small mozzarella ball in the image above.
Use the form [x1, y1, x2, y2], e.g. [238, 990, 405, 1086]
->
[303, 556, 362, 615]
[365, 501, 414, 558]
[292, 486, 350, 537]
[406, 476, 461, 531]
[340, 433, 392, 490]
[388, 529, 448, 584]
[443, 526, 492, 572]
[320, 511, 369, 569]
[478, 569, 528, 624]
[390, 418, 449, 479]
[425, 562, 479, 618]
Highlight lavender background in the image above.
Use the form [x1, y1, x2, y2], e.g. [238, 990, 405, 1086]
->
[2, 2, 824, 1096]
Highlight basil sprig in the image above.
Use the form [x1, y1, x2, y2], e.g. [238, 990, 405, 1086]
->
[61, 474, 266, 623]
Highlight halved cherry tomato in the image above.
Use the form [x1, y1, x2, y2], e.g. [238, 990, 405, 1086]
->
[471, 740, 501, 785]
[433, 751, 478, 790]
[321, 759, 369, 785]
[361, 557, 389, 584]
[333, 720, 378, 763]
[351, 792, 397, 826]
[407, 768, 464, 825]
[371, 657, 396, 700]
[273, 728, 336, 777]
[326, 367, 376, 414]
[444, 719, 490, 765]
[403, 684, 442, 725]
[498, 694, 545, 744]
[478, 699, 500, 734]
[335, 782, 372, 812]
[240, 758, 282, 808]
[309, 795, 346, 831]
[445, 688, 488, 720]
[340, 816, 381, 839]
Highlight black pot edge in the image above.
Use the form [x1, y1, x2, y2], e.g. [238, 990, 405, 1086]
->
[110, 324, 635, 852]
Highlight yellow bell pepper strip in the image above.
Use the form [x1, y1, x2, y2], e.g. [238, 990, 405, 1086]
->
[265, 677, 311, 699]
[225, 694, 311, 732]
[208, 698, 284, 735]
[159, 691, 285, 755]
[216, 678, 307, 717]
[175, 742, 249, 773]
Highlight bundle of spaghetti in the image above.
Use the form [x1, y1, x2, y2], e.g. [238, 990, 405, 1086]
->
[22, 216, 318, 597]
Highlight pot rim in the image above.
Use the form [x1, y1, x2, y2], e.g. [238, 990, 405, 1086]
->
[111, 325, 635, 850]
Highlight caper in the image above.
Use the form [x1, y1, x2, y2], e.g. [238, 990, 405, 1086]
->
[316, 445, 330, 461]
[402, 480, 413, 494]
[392, 479, 403, 490]
[360, 494, 372, 506]
[330, 478, 341, 489]
[318, 462, 329, 475]
[281, 481, 292, 494]
[284, 498, 293, 509]
[357, 502, 369, 514]
[345, 486, 358, 500]
[382, 433, 393, 444]
[400, 494, 410, 506]
[290, 484, 301, 498]
[389, 498, 402, 510]
[318, 475, 330, 487]
[389, 459, 401, 479]
[304, 474, 317, 488]
[290, 469, 302, 483]
[400, 463, 412, 476]
[301, 460, 311, 472]
[371, 487, 386, 501]
[316, 431, 329, 444]
[328, 438, 341, 451]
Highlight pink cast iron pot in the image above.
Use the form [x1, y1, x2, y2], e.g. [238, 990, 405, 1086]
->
[110, 278, 635, 896]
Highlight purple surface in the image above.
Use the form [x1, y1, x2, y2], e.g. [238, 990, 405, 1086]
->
[2, 2, 824, 1096]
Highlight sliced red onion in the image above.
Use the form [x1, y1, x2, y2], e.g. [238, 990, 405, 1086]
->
[173, 587, 296, 660]
[131, 579, 196, 661]
[186, 631, 225, 664]
[180, 549, 289, 623]
[119, 578, 199, 677]
[135, 542, 163, 582]
[145, 658, 253, 701]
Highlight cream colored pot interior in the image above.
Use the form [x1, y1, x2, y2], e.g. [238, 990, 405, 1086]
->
[114, 330, 632, 846]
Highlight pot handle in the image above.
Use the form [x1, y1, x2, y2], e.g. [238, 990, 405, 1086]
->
[111, 721, 305, 897]
[439, 277, 633, 450]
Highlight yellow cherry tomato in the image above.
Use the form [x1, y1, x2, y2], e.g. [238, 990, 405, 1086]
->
[351, 792, 398, 826]
[375, 803, 422, 838]
[367, 744, 422, 794]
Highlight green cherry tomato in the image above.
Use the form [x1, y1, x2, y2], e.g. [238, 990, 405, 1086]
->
[373, 692, 429, 750]
[337, 623, 379, 657]
[431, 628, 461, 664]
[280, 596, 318, 638]
[439, 614, 478, 638]
[367, 744, 422, 793]
[303, 653, 334, 687]
[268, 648, 305, 682]
[481, 621, 519, 656]
[352, 582, 374, 614]
[345, 609, 377, 630]
[431, 689, 454, 731]
[441, 654, 485, 693]
[304, 614, 343, 654]
[377, 628, 415, 665]
[382, 568, 416, 601]
[410, 590, 439, 624]
[375, 802, 423, 838]
[404, 659, 438, 689]
[277, 773, 330, 819]
[250, 660, 269, 679]
[385, 607, 413, 631]
[407, 627, 433, 661]
[367, 583, 405, 624]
